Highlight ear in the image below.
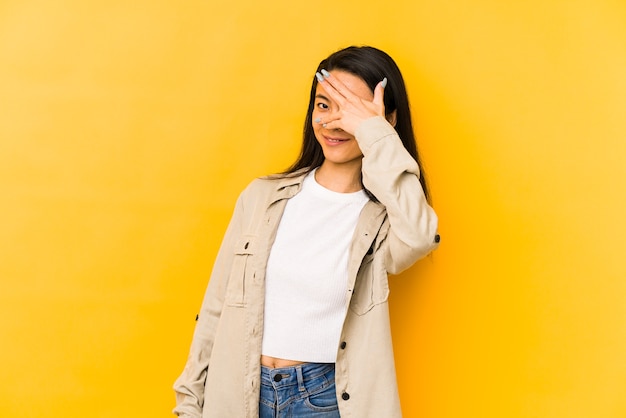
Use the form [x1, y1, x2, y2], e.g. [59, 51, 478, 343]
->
[386, 110, 397, 127]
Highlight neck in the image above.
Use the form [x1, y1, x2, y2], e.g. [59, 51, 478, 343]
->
[315, 161, 363, 193]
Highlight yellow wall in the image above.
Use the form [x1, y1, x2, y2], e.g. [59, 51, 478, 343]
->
[1, 1, 625, 417]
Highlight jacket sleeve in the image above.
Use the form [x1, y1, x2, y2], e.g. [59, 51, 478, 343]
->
[172, 192, 245, 417]
[355, 116, 439, 274]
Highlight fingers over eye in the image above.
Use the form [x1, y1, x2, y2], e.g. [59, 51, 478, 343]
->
[319, 70, 352, 102]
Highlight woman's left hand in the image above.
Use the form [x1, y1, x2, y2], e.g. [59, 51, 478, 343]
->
[315, 69, 387, 136]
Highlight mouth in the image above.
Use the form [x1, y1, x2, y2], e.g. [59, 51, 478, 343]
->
[324, 135, 351, 144]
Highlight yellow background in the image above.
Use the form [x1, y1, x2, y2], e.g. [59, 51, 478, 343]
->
[1, 0, 625, 417]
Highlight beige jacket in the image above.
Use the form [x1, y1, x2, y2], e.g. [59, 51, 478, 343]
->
[173, 116, 440, 417]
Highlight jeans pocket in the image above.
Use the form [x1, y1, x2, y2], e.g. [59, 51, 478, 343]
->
[303, 380, 339, 413]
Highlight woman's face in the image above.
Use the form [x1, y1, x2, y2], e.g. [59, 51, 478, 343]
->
[311, 70, 374, 168]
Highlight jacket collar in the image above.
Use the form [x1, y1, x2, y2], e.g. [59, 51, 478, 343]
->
[265, 168, 386, 218]
[264, 169, 309, 205]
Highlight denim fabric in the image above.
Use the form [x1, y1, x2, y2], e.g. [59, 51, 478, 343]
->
[259, 363, 341, 418]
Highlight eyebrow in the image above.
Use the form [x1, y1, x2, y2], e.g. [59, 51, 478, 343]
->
[315, 93, 330, 101]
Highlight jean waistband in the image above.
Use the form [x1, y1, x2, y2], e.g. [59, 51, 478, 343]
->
[261, 363, 334, 388]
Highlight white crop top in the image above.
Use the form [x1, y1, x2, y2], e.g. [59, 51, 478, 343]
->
[261, 169, 369, 363]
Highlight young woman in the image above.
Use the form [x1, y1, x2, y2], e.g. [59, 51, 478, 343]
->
[173, 46, 440, 418]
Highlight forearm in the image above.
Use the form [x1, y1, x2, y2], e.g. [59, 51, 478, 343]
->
[173, 194, 245, 415]
[356, 116, 439, 272]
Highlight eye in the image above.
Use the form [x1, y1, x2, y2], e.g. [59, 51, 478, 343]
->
[316, 102, 329, 110]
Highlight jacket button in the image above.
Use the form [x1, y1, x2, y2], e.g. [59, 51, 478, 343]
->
[273, 374, 282, 382]
[341, 392, 350, 401]
[434, 234, 441, 243]
[340, 341, 347, 349]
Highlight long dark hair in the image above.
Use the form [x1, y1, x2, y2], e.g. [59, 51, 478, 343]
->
[283, 45, 431, 202]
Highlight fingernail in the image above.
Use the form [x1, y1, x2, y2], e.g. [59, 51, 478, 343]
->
[381, 77, 388, 88]
[323, 123, 327, 128]
[315, 72, 324, 82]
[314, 117, 321, 123]
[321, 69, 330, 78]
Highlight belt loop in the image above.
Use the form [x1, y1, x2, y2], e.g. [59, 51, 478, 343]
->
[296, 365, 306, 392]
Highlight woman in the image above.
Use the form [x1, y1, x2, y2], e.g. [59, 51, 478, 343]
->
[173, 46, 440, 418]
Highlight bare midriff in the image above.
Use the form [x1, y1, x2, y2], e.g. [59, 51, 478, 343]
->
[260, 355, 306, 369]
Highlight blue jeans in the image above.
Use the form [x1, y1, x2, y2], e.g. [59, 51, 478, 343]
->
[259, 363, 341, 418]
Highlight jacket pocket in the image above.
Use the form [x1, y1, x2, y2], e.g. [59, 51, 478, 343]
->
[225, 235, 257, 307]
[349, 249, 390, 315]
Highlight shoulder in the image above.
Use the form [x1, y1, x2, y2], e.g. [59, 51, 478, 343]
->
[240, 176, 280, 199]
[238, 171, 307, 206]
